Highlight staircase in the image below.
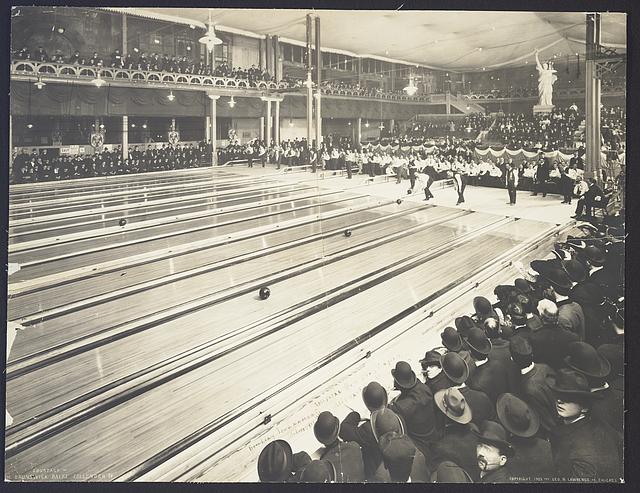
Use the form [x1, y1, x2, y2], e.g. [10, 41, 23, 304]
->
[450, 94, 486, 114]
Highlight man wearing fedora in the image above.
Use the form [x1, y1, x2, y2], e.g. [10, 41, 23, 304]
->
[474, 420, 516, 482]
[496, 394, 553, 481]
[441, 352, 496, 425]
[299, 459, 336, 482]
[432, 388, 480, 481]
[257, 440, 312, 482]
[547, 369, 622, 481]
[539, 267, 586, 342]
[565, 342, 623, 439]
[420, 350, 451, 394]
[484, 317, 520, 391]
[313, 411, 366, 482]
[378, 430, 430, 482]
[339, 382, 388, 481]
[465, 328, 510, 403]
[509, 336, 559, 433]
[529, 300, 579, 369]
[389, 361, 438, 458]
[444, 324, 477, 380]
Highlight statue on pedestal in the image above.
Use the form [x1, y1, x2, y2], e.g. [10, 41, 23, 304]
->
[534, 49, 558, 111]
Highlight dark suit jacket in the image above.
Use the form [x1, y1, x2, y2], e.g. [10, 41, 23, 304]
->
[591, 386, 624, 437]
[557, 299, 586, 341]
[570, 281, 605, 345]
[519, 363, 559, 433]
[467, 358, 510, 403]
[320, 440, 366, 483]
[550, 416, 622, 481]
[529, 324, 579, 370]
[509, 436, 554, 481]
[479, 465, 515, 483]
[427, 371, 454, 394]
[460, 385, 496, 424]
[389, 381, 438, 455]
[431, 423, 480, 481]
[339, 412, 382, 480]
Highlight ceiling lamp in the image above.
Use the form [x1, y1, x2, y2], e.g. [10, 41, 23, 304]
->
[378, 122, 385, 130]
[199, 10, 223, 52]
[167, 90, 175, 101]
[288, 118, 294, 127]
[228, 96, 236, 108]
[91, 74, 106, 87]
[403, 77, 418, 96]
[26, 123, 33, 129]
[34, 77, 46, 90]
[142, 122, 148, 129]
[365, 120, 370, 128]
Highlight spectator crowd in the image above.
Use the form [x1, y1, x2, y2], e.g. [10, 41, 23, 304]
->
[256, 222, 624, 483]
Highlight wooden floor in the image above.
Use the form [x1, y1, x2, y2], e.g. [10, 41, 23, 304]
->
[5, 166, 567, 482]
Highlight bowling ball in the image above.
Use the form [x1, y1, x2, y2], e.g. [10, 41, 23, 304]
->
[259, 286, 271, 300]
[119, 218, 127, 226]
[344, 229, 352, 237]
[407, 189, 412, 195]
[396, 199, 402, 205]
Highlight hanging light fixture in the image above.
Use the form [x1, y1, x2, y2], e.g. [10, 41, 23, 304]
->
[365, 120, 370, 128]
[34, 76, 46, 90]
[378, 122, 385, 130]
[199, 10, 223, 52]
[91, 73, 106, 87]
[288, 118, 294, 127]
[228, 96, 236, 108]
[167, 90, 175, 101]
[26, 122, 34, 129]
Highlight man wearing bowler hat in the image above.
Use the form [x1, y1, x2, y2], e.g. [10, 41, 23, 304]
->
[509, 336, 558, 433]
[313, 411, 366, 482]
[441, 352, 496, 425]
[378, 431, 430, 482]
[389, 361, 438, 457]
[420, 350, 450, 393]
[444, 324, 477, 379]
[565, 342, 623, 438]
[432, 388, 480, 481]
[529, 300, 579, 370]
[547, 369, 622, 481]
[339, 382, 388, 481]
[441, 326, 463, 353]
[257, 440, 311, 482]
[496, 393, 553, 481]
[465, 328, 510, 403]
[300, 459, 336, 482]
[541, 267, 586, 342]
[474, 420, 516, 482]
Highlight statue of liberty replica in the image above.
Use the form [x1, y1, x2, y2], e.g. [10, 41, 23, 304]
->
[533, 48, 558, 114]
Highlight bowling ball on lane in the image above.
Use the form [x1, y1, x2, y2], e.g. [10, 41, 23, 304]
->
[407, 189, 412, 195]
[344, 229, 352, 237]
[396, 199, 402, 205]
[119, 218, 127, 226]
[259, 286, 271, 300]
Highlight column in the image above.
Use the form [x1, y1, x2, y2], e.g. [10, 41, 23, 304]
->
[356, 117, 362, 145]
[122, 13, 128, 55]
[259, 117, 265, 141]
[205, 115, 211, 142]
[208, 94, 219, 165]
[389, 119, 395, 134]
[274, 36, 282, 82]
[122, 115, 129, 160]
[445, 91, 451, 115]
[585, 13, 602, 182]
[274, 100, 281, 145]
[306, 73, 313, 149]
[266, 99, 272, 145]
[9, 113, 12, 179]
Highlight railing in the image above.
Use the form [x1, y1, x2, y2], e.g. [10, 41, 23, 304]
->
[319, 86, 433, 103]
[464, 84, 625, 101]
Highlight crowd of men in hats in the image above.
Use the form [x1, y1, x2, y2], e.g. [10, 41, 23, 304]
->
[256, 225, 623, 483]
[11, 143, 209, 184]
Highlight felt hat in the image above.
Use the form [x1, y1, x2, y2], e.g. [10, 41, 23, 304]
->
[362, 381, 388, 411]
[313, 411, 340, 446]
[597, 343, 623, 376]
[465, 327, 492, 355]
[547, 368, 601, 399]
[371, 408, 406, 443]
[440, 352, 469, 384]
[543, 267, 573, 293]
[434, 388, 472, 424]
[509, 335, 533, 358]
[473, 296, 493, 316]
[473, 420, 515, 457]
[564, 341, 611, 378]
[257, 440, 293, 482]
[419, 350, 442, 368]
[514, 278, 534, 293]
[441, 326, 463, 352]
[496, 393, 540, 438]
[583, 245, 606, 266]
[392, 361, 418, 389]
[455, 315, 479, 337]
[561, 259, 587, 283]
[379, 431, 416, 482]
[300, 459, 336, 482]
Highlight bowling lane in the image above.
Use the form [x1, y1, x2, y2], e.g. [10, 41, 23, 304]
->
[8, 203, 436, 320]
[8, 194, 373, 280]
[9, 183, 310, 232]
[11, 187, 316, 242]
[6, 210, 498, 425]
[5, 218, 552, 478]
[8, 206, 459, 358]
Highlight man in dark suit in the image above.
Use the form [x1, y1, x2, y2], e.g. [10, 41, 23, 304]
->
[506, 161, 519, 205]
[529, 299, 579, 370]
[420, 350, 451, 394]
[569, 151, 584, 170]
[257, 440, 311, 482]
[541, 267, 586, 342]
[465, 328, 510, 403]
[533, 156, 550, 197]
[509, 335, 559, 433]
[548, 369, 622, 481]
[388, 361, 438, 457]
[496, 394, 554, 481]
[572, 178, 604, 218]
[475, 420, 516, 482]
[313, 411, 366, 482]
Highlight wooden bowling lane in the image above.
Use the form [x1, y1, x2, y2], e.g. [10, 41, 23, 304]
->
[6, 211, 499, 430]
[11, 187, 317, 242]
[8, 203, 436, 321]
[4, 218, 552, 480]
[8, 191, 364, 267]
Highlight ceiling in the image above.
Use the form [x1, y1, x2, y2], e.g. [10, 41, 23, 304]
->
[108, 9, 627, 71]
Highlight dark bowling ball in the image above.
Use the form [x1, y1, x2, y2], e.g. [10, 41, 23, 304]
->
[259, 286, 271, 300]
[119, 218, 127, 226]
[396, 199, 402, 205]
[344, 229, 352, 238]
[407, 189, 412, 195]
